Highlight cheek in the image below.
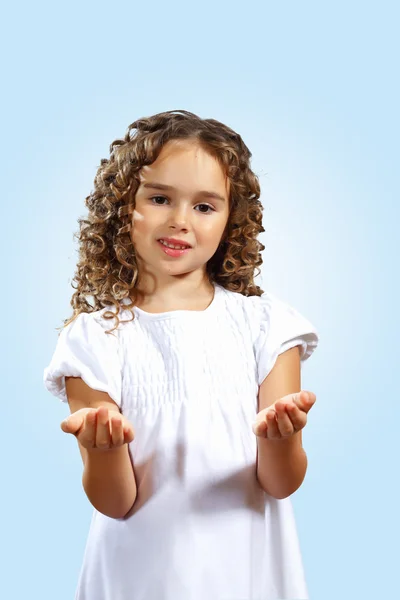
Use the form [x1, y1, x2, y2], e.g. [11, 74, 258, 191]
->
[130, 211, 147, 247]
[131, 209, 152, 239]
[132, 209, 145, 223]
[198, 217, 227, 241]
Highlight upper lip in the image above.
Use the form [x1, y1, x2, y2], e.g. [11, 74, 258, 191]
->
[158, 237, 192, 248]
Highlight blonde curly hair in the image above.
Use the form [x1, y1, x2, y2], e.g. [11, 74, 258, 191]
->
[65, 109, 265, 331]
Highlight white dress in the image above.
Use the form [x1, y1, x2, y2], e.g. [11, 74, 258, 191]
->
[44, 283, 319, 600]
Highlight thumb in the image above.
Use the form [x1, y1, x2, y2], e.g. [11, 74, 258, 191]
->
[60, 412, 85, 435]
[290, 390, 316, 412]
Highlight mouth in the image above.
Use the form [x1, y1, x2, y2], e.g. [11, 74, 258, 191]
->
[157, 239, 192, 258]
[157, 238, 192, 250]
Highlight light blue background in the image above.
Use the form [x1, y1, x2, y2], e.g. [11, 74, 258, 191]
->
[2, 1, 398, 598]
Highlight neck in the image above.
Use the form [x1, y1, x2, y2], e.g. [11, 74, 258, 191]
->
[131, 270, 215, 312]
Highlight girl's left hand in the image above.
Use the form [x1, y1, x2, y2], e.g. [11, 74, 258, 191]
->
[252, 391, 316, 439]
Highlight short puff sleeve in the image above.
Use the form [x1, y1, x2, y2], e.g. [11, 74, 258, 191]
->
[254, 292, 319, 386]
[43, 311, 122, 406]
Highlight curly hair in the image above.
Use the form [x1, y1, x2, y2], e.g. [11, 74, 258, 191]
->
[65, 109, 265, 331]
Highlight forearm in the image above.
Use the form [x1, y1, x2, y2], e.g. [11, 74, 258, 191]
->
[82, 445, 137, 519]
[256, 432, 308, 499]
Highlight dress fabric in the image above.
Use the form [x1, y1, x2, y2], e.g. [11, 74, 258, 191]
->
[44, 284, 319, 600]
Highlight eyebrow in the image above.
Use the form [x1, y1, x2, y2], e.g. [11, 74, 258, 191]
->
[142, 182, 226, 203]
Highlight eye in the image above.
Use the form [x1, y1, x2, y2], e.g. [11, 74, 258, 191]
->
[150, 195, 169, 205]
[195, 204, 215, 214]
[149, 196, 215, 214]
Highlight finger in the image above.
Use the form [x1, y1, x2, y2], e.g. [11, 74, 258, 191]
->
[306, 392, 317, 409]
[123, 423, 135, 444]
[266, 409, 281, 439]
[95, 407, 112, 449]
[111, 415, 124, 447]
[252, 418, 268, 437]
[61, 413, 84, 435]
[291, 391, 316, 413]
[275, 401, 295, 437]
[286, 402, 307, 430]
[75, 410, 97, 448]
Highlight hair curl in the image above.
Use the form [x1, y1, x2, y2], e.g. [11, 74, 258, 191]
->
[65, 109, 265, 331]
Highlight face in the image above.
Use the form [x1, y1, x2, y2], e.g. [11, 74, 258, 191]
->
[130, 139, 230, 283]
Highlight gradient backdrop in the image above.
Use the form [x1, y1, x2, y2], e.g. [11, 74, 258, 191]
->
[2, 1, 398, 598]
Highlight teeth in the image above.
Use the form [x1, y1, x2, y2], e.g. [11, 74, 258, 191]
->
[159, 240, 189, 250]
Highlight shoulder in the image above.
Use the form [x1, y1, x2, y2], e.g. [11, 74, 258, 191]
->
[227, 288, 312, 327]
[45, 306, 123, 404]
[218, 285, 318, 345]
[217, 285, 278, 330]
[60, 305, 123, 344]
[54, 305, 125, 369]
[218, 284, 279, 311]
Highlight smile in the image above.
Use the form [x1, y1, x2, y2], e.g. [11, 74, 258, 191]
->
[157, 240, 192, 258]
[159, 239, 191, 250]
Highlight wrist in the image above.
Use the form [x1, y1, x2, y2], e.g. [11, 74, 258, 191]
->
[85, 443, 129, 461]
[256, 429, 303, 449]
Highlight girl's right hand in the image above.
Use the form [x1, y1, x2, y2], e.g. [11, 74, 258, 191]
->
[60, 407, 135, 450]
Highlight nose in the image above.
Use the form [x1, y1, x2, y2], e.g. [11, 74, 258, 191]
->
[167, 203, 190, 231]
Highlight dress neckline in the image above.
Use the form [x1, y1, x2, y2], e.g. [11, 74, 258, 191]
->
[131, 283, 224, 321]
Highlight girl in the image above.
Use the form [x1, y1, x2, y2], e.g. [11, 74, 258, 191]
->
[44, 109, 319, 600]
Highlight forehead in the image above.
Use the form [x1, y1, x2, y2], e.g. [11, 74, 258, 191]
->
[138, 140, 229, 195]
